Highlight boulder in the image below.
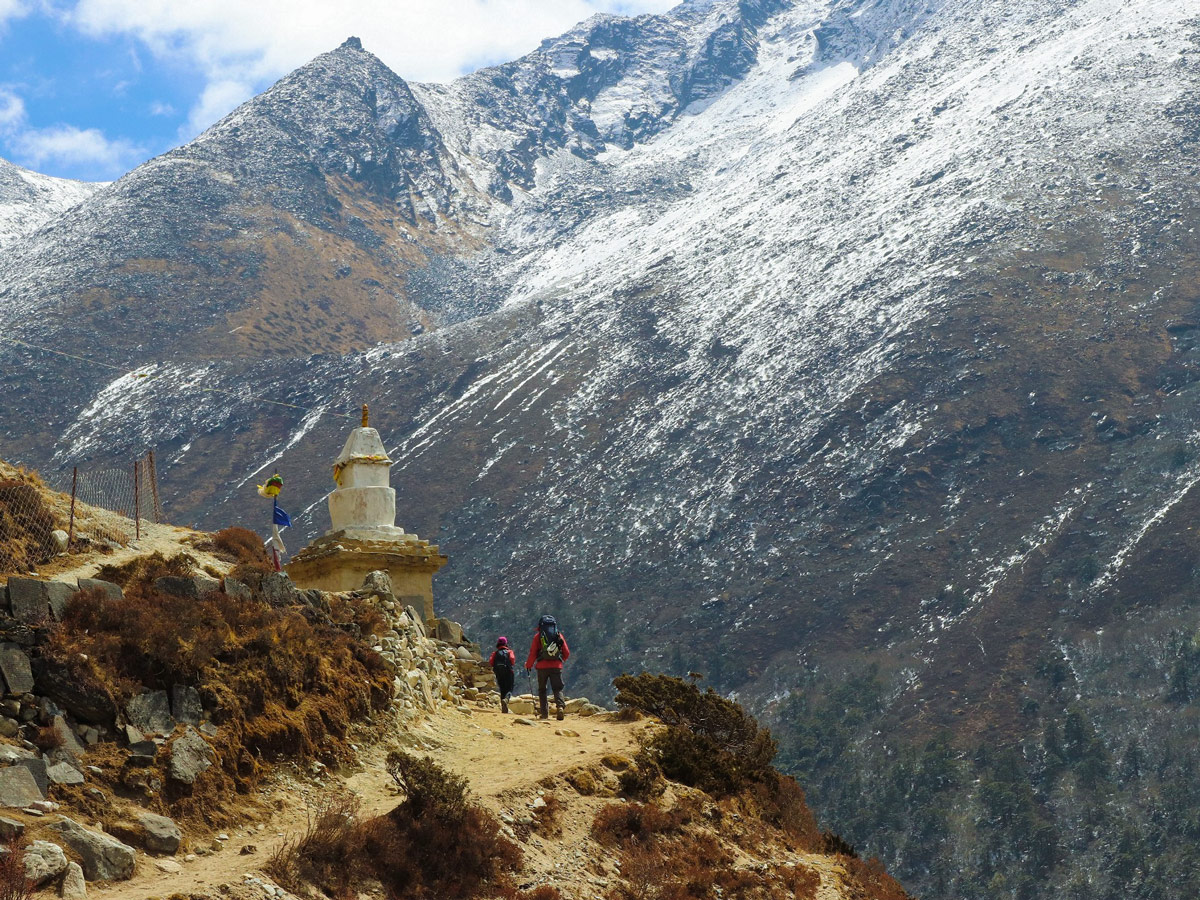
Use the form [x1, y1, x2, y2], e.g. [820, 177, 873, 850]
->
[126, 690, 173, 736]
[127, 741, 158, 766]
[153, 575, 220, 600]
[507, 698, 536, 715]
[0, 815, 23, 839]
[47, 818, 136, 881]
[15, 758, 49, 795]
[46, 582, 77, 621]
[0, 644, 34, 695]
[563, 697, 589, 713]
[32, 662, 118, 726]
[135, 812, 181, 854]
[47, 763, 85, 786]
[260, 573, 298, 607]
[52, 714, 85, 754]
[60, 861, 87, 899]
[23, 840, 68, 886]
[167, 726, 213, 784]
[222, 577, 251, 600]
[434, 619, 464, 644]
[404, 606, 427, 637]
[75, 579, 122, 601]
[170, 686, 202, 726]
[361, 570, 395, 603]
[51, 530, 69, 552]
[0, 766, 42, 807]
[5, 577, 52, 623]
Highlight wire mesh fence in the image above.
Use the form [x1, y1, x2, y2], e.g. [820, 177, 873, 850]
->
[0, 451, 163, 577]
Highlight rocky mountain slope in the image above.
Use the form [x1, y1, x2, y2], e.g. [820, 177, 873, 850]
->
[0, 158, 99, 250]
[2, 0, 1200, 897]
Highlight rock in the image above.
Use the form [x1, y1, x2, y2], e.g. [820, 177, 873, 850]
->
[60, 861, 86, 899]
[260, 573, 298, 607]
[24, 839, 68, 886]
[16, 758, 49, 795]
[47, 763, 85, 786]
[46, 582, 77, 621]
[578, 703, 606, 717]
[0, 816, 23, 839]
[512, 717, 538, 726]
[507, 698, 536, 715]
[123, 724, 144, 745]
[0, 718, 18, 739]
[405, 606, 426, 637]
[170, 686, 202, 726]
[126, 690, 173, 736]
[47, 817, 137, 881]
[53, 715, 86, 754]
[0, 765, 43, 807]
[563, 697, 589, 713]
[154, 858, 182, 873]
[5, 577, 52, 623]
[361, 570, 395, 602]
[168, 726, 214, 784]
[51, 530, 69, 552]
[126, 741, 158, 766]
[0, 746, 35, 763]
[222, 577, 251, 600]
[434, 619, 464, 644]
[136, 812, 181, 854]
[32, 660, 118, 726]
[153, 576, 219, 600]
[75, 579, 122, 601]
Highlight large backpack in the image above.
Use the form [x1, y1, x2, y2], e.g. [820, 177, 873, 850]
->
[537, 615, 563, 661]
[492, 646, 514, 672]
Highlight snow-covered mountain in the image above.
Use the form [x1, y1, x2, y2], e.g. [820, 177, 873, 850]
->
[0, 157, 99, 250]
[2, 0, 1200, 896]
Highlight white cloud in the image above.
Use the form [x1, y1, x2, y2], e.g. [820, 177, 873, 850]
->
[67, 0, 680, 137]
[0, 88, 25, 129]
[148, 100, 175, 116]
[0, 86, 142, 178]
[0, 0, 26, 27]
[11, 123, 140, 171]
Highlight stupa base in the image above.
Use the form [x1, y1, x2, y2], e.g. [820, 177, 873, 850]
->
[285, 530, 448, 623]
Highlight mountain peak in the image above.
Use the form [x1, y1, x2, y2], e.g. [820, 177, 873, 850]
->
[338, 36, 364, 52]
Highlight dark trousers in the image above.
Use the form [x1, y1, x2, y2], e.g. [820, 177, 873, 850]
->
[495, 669, 514, 699]
[537, 668, 564, 717]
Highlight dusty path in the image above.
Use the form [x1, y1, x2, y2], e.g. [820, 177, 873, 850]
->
[90, 706, 640, 899]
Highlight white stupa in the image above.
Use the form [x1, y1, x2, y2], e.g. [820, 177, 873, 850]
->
[287, 405, 447, 622]
[327, 411, 414, 541]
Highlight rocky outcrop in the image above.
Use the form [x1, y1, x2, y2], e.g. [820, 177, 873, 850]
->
[23, 840, 68, 886]
[46, 817, 136, 881]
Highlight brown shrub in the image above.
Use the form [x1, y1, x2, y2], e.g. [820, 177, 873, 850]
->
[744, 773, 820, 849]
[210, 527, 271, 568]
[94, 551, 196, 587]
[0, 834, 34, 900]
[840, 857, 912, 900]
[612, 674, 776, 796]
[0, 480, 58, 574]
[268, 756, 522, 900]
[820, 830, 857, 858]
[44, 573, 392, 824]
[591, 802, 686, 847]
[329, 592, 388, 638]
[32, 725, 64, 752]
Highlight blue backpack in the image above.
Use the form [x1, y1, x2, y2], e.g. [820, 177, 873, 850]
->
[538, 615, 563, 661]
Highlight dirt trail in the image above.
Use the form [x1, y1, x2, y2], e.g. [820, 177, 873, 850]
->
[90, 707, 641, 900]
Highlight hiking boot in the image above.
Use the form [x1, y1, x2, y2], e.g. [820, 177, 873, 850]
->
[539, 712, 549, 720]
[556, 707, 564, 721]
[501, 699, 509, 714]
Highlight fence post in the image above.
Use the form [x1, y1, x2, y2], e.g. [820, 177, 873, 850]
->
[147, 450, 162, 524]
[68, 467, 77, 546]
[133, 461, 140, 542]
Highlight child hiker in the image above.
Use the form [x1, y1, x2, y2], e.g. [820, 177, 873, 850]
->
[489, 636, 516, 714]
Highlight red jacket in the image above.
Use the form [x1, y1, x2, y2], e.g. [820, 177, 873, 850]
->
[488, 648, 516, 668]
[526, 630, 570, 670]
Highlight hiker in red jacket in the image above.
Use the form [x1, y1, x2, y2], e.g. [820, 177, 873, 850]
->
[488, 637, 517, 714]
[525, 614, 570, 720]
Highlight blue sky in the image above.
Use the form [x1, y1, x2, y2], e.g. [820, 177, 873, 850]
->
[0, 0, 678, 182]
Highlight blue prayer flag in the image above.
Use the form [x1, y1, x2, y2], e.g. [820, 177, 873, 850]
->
[273, 501, 291, 528]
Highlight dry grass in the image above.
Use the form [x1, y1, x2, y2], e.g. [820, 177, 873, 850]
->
[43, 570, 393, 827]
[267, 754, 522, 900]
[0, 479, 59, 574]
[0, 835, 34, 900]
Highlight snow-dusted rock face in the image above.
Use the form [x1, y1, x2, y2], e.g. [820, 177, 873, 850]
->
[2, 1, 1200, 895]
[0, 158, 99, 250]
